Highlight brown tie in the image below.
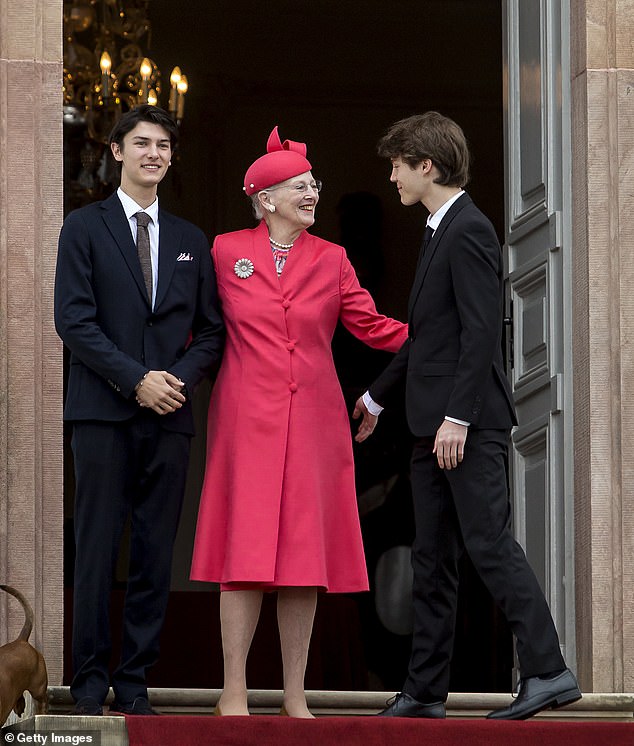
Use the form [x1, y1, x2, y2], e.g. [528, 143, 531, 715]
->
[135, 211, 153, 302]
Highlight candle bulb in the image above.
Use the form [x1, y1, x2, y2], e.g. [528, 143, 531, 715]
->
[176, 75, 188, 121]
[148, 89, 158, 106]
[169, 66, 181, 115]
[140, 57, 152, 103]
[100, 51, 112, 100]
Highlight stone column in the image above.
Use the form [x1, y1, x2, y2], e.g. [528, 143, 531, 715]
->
[0, 0, 64, 686]
[572, 0, 634, 692]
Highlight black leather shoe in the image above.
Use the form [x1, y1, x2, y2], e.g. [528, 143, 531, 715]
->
[377, 692, 446, 718]
[487, 668, 581, 720]
[72, 697, 103, 716]
[109, 697, 159, 715]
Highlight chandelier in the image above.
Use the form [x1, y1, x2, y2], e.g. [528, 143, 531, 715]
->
[63, 1, 187, 204]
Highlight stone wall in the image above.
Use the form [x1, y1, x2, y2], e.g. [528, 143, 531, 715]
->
[0, 0, 64, 685]
[572, 0, 634, 692]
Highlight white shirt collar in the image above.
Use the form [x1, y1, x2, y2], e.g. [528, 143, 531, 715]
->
[117, 187, 159, 224]
[427, 189, 465, 230]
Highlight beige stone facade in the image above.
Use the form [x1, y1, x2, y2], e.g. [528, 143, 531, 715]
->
[0, 0, 632, 694]
[572, 0, 634, 692]
[0, 0, 64, 684]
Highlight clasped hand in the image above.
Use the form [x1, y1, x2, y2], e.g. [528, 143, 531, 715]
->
[135, 370, 186, 414]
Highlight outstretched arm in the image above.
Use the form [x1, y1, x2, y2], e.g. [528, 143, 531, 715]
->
[338, 253, 408, 352]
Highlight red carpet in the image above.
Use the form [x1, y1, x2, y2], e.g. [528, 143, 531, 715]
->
[125, 715, 633, 746]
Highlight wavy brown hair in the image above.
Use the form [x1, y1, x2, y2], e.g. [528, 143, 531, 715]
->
[378, 112, 470, 188]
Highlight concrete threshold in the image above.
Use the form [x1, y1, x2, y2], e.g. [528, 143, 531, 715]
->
[45, 686, 634, 721]
[2, 689, 632, 746]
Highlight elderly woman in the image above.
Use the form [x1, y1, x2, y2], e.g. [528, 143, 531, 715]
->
[191, 127, 408, 718]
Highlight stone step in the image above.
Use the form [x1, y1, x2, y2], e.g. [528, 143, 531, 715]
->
[45, 686, 634, 720]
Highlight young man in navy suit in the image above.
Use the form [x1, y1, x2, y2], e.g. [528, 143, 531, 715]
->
[55, 105, 224, 716]
[353, 112, 580, 720]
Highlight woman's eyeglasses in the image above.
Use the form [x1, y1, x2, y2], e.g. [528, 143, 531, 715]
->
[266, 180, 323, 194]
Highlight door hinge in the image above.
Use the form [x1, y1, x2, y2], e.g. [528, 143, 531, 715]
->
[503, 300, 514, 371]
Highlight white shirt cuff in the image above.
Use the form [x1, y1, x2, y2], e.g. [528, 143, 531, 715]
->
[445, 415, 470, 427]
[363, 391, 384, 416]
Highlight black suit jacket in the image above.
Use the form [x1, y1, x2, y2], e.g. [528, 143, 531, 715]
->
[54, 192, 224, 435]
[370, 193, 516, 437]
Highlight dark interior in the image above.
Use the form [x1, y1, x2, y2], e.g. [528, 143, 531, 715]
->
[62, 0, 512, 694]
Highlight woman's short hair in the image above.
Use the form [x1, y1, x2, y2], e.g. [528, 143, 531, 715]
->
[377, 112, 470, 188]
[250, 193, 265, 220]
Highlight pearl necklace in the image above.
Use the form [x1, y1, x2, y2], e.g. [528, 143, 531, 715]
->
[269, 237, 294, 250]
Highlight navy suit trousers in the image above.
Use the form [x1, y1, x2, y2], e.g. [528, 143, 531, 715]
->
[70, 413, 190, 704]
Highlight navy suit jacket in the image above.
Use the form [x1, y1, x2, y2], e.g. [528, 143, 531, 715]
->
[370, 193, 516, 437]
[54, 192, 224, 435]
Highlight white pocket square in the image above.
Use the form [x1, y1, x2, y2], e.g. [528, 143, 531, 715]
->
[177, 252, 194, 262]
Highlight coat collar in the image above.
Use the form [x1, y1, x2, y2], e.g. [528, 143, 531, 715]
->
[252, 220, 308, 289]
[408, 192, 471, 321]
[100, 193, 149, 304]
[155, 211, 183, 309]
[99, 192, 183, 310]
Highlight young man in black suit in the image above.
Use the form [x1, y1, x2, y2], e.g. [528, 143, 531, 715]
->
[55, 105, 224, 716]
[353, 112, 580, 720]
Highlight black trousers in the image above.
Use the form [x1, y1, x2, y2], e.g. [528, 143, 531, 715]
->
[70, 414, 190, 704]
[403, 428, 565, 702]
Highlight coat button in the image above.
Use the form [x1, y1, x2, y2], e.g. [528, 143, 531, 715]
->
[282, 299, 291, 309]
[286, 340, 296, 351]
[289, 382, 298, 393]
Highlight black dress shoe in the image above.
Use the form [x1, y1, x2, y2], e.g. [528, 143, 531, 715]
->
[377, 692, 446, 718]
[487, 668, 581, 720]
[109, 697, 159, 716]
[72, 697, 103, 716]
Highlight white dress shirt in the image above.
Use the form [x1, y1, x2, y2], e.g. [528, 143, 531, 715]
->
[117, 187, 160, 309]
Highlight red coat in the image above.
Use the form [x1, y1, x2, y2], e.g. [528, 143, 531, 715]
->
[190, 222, 408, 592]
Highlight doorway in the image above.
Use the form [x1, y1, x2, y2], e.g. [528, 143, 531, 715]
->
[62, 0, 512, 693]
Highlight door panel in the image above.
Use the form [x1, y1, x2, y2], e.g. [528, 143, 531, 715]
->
[503, 0, 574, 665]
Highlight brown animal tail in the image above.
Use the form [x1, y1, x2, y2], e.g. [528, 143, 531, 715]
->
[0, 584, 33, 641]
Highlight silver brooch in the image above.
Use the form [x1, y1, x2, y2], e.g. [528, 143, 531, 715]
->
[234, 258, 254, 279]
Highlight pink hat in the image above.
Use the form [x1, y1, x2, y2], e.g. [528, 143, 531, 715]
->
[243, 126, 312, 195]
